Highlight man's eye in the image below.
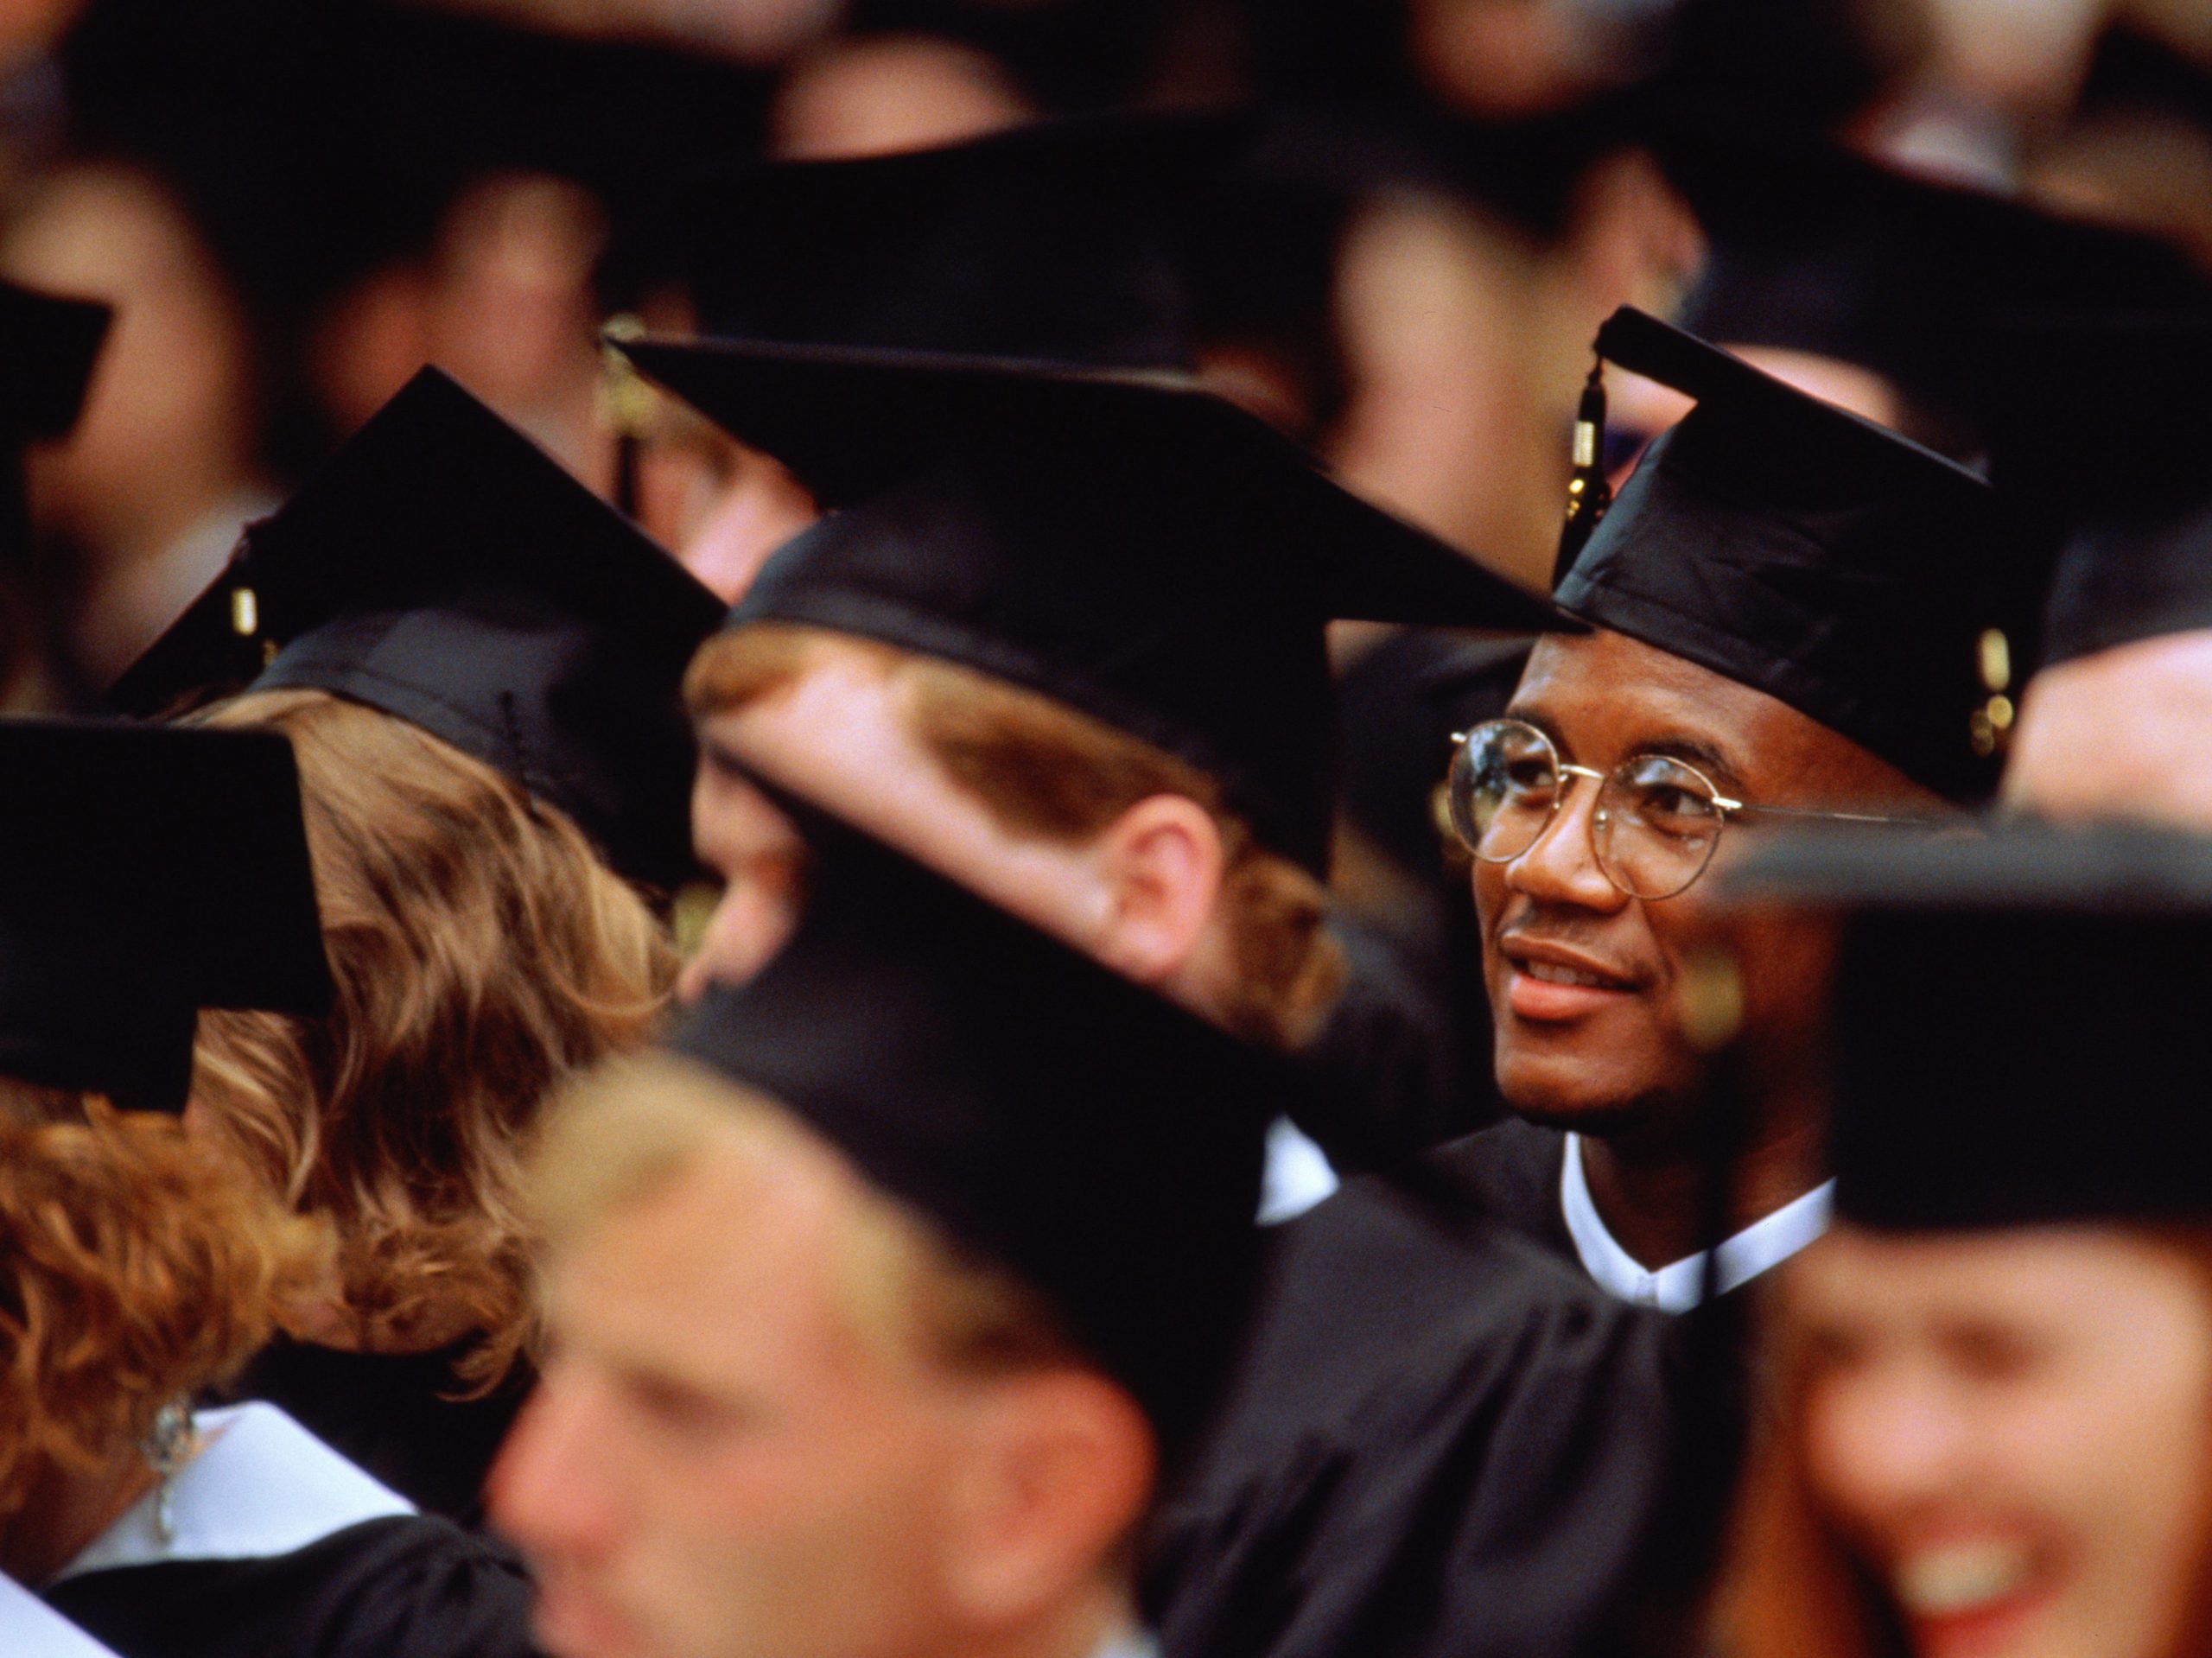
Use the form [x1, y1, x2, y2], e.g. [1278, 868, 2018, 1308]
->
[1794, 1324, 1869, 1381]
[626, 1375, 747, 1436]
[1941, 1323, 2042, 1383]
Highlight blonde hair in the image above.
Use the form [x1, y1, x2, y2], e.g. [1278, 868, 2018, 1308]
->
[531, 1050, 1083, 1382]
[188, 689, 677, 1392]
[685, 623, 1344, 1050]
[0, 1081, 325, 1510]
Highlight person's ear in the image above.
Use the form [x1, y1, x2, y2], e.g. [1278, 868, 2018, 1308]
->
[1088, 794, 1225, 986]
[937, 1371, 1156, 1629]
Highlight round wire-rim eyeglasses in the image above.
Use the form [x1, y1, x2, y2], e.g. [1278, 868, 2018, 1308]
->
[1445, 718, 1929, 899]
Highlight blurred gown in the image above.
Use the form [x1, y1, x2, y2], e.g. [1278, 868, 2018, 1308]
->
[42, 1402, 537, 1658]
[1144, 1166, 1697, 1658]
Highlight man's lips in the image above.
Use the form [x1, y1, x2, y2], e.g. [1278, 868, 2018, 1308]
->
[1498, 937, 1643, 1022]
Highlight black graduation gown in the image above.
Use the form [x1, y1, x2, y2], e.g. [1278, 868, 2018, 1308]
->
[227, 1338, 532, 1529]
[48, 1518, 539, 1658]
[1294, 918, 1475, 1174]
[41, 1402, 539, 1658]
[1429, 1115, 1579, 1267]
[1143, 1171, 1697, 1658]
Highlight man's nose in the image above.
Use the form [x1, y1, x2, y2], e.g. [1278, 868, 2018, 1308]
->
[1505, 774, 1628, 912]
[486, 1375, 625, 1563]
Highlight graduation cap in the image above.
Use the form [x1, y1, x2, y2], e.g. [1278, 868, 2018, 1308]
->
[2, 279, 111, 563]
[619, 336, 1561, 874]
[665, 782, 1282, 1458]
[1722, 822, 2212, 1230]
[0, 279, 111, 444]
[1556, 307, 2005, 803]
[108, 369, 725, 894]
[641, 111, 1250, 372]
[0, 717, 332, 1115]
[1661, 119, 2207, 452]
[1980, 308, 2212, 670]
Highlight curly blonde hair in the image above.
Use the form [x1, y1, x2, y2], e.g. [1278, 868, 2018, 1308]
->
[686, 624, 1345, 1051]
[0, 1083, 325, 1512]
[189, 689, 678, 1393]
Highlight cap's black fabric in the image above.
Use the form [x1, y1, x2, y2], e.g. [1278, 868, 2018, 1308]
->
[1662, 118, 2204, 447]
[624, 336, 1560, 873]
[1983, 309, 2212, 668]
[1558, 307, 2004, 802]
[666, 790, 1281, 1459]
[108, 369, 723, 893]
[1727, 823, 2212, 1229]
[2, 279, 110, 567]
[0, 717, 331, 1112]
[658, 111, 1252, 372]
[0, 280, 111, 441]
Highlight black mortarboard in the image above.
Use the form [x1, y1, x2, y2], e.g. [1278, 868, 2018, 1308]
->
[1559, 308, 2004, 803]
[1982, 308, 2212, 670]
[0, 280, 111, 444]
[2, 279, 111, 565]
[107, 369, 724, 893]
[649, 111, 1249, 372]
[1662, 120, 2206, 452]
[1725, 823, 2212, 1230]
[0, 717, 332, 1114]
[620, 338, 1561, 874]
[666, 786, 1281, 1459]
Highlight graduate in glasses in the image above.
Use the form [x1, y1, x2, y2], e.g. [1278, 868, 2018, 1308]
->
[1439, 307, 2004, 1312]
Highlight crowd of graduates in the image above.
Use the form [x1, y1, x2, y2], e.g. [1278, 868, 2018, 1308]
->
[9, 3, 2212, 1658]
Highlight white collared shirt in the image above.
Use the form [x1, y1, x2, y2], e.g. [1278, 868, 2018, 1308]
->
[1560, 1132, 1833, 1312]
[0, 1577, 122, 1658]
[50, 1402, 416, 1585]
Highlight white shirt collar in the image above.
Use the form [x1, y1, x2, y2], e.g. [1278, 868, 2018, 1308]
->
[1257, 1116, 1338, 1225]
[1560, 1132, 1833, 1312]
[50, 1402, 416, 1585]
[1093, 1629, 1160, 1658]
[0, 1577, 122, 1657]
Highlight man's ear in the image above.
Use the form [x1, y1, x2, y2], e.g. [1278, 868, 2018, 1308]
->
[937, 1370, 1156, 1629]
[1089, 794, 1225, 986]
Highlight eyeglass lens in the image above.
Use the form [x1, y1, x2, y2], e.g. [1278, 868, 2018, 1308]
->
[1449, 721, 1726, 900]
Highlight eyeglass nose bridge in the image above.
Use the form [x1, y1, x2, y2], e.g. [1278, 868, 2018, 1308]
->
[1515, 757, 1617, 870]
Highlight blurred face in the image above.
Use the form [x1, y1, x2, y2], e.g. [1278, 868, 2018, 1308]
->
[1473, 628, 1929, 1142]
[681, 648, 1109, 1004]
[489, 1132, 988, 1658]
[2004, 631, 2212, 830]
[1790, 1225, 2212, 1658]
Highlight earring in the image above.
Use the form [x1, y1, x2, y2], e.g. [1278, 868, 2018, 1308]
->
[141, 1401, 194, 1544]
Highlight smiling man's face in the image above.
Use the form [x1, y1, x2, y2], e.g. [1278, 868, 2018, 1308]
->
[1471, 628, 1934, 1148]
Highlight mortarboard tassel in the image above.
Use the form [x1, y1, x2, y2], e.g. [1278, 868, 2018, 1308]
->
[1969, 626, 2014, 759]
[1555, 357, 1611, 586]
[226, 530, 281, 669]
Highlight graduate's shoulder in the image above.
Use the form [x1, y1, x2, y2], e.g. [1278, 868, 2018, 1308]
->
[48, 1515, 537, 1658]
[1235, 1154, 1667, 1424]
[1420, 1115, 1567, 1227]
